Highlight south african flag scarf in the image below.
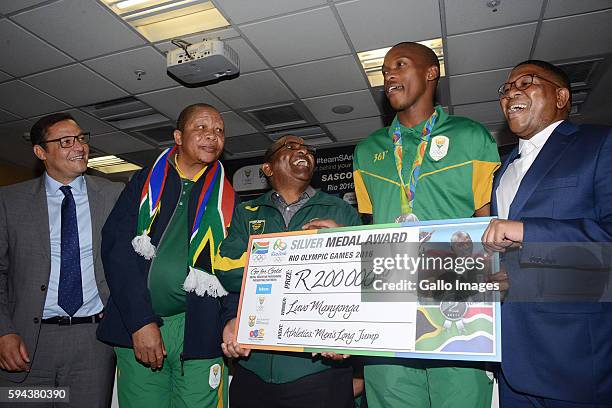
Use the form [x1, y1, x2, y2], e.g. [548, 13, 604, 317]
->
[131, 146, 235, 297]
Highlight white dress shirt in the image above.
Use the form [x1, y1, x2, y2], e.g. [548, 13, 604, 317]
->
[496, 120, 563, 220]
[43, 174, 103, 318]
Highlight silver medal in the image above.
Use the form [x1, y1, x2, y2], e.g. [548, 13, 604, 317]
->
[395, 213, 420, 223]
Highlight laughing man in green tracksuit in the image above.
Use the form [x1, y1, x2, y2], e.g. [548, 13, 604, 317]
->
[215, 135, 361, 408]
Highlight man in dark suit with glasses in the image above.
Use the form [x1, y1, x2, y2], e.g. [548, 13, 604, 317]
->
[0, 112, 123, 407]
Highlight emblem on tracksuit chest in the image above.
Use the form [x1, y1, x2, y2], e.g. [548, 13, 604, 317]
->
[249, 219, 265, 234]
[429, 135, 449, 161]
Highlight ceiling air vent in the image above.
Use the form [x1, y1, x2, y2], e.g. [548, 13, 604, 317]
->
[131, 125, 176, 146]
[243, 102, 313, 131]
[81, 97, 170, 130]
[267, 126, 328, 141]
[557, 58, 603, 88]
[304, 136, 333, 146]
[267, 126, 335, 146]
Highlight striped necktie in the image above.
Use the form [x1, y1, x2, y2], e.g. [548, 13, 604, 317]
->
[58, 185, 83, 316]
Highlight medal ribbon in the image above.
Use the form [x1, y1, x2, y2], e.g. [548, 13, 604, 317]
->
[390, 109, 439, 215]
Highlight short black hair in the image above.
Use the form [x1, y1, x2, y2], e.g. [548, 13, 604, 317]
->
[391, 42, 440, 74]
[515, 60, 571, 91]
[176, 103, 218, 132]
[29, 112, 76, 147]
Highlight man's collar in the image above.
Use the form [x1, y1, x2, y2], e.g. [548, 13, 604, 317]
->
[302, 185, 316, 199]
[271, 186, 316, 205]
[518, 120, 563, 154]
[44, 173, 86, 194]
[170, 149, 207, 182]
[395, 105, 447, 134]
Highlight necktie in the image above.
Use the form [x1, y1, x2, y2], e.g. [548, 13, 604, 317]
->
[58, 186, 83, 316]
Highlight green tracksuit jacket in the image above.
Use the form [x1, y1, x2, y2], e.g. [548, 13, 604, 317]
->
[216, 189, 361, 383]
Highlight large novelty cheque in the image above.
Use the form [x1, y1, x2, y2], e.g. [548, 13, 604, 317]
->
[235, 217, 501, 362]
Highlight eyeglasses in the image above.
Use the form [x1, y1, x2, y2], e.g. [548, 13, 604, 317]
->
[498, 74, 563, 98]
[267, 141, 316, 160]
[40, 132, 91, 148]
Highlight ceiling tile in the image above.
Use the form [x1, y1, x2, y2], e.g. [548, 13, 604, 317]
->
[67, 109, 117, 135]
[303, 89, 380, 123]
[445, 0, 543, 35]
[240, 7, 350, 67]
[277, 55, 367, 98]
[544, 0, 612, 18]
[0, 19, 73, 76]
[221, 111, 257, 137]
[325, 116, 384, 142]
[85, 47, 177, 94]
[449, 68, 512, 105]
[225, 38, 268, 73]
[12, 0, 146, 60]
[207, 70, 294, 109]
[121, 149, 164, 167]
[153, 28, 239, 53]
[224, 132, 270, 154]
[90, 132, 154, 154]
[534, 10, 612, 61]
[0, 107, 20, 123]
[434, 76, 451, 107]
[23, 64, 128, 106]
[336, 0, 441, 52]
[0, 119, 39, 169]
[446, 23, 537, 75]
[370, 87, 394, 118]
[0, 0, 49, 14]
[453, 101, 505, 125]
[216, 0, 327, 24]
[137, 86, 229, 121]
[0, 80, 68, 117]
[0, 70, 12, 83]
[24, 108, 118, 135]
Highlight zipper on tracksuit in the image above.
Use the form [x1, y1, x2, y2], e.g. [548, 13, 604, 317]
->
[145, 180, 186, 372]
[258, 200, 322, 382]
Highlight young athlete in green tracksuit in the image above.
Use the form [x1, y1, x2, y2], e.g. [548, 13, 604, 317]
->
[353, 42, 500, 408]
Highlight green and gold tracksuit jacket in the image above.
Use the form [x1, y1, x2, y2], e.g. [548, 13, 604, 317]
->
[215, 189, 361, 383]
[354, 105, 501, 223]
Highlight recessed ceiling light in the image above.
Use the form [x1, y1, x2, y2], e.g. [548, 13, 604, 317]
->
[102, 0, 229, 42]
[357, 38, 445, 87]
[88, 155, 142, 174]
[115, 0, 150, 10]
[331, 105, 354, 114]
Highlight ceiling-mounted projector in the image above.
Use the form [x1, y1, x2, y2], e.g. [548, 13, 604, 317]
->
[167, 39, 239, 85]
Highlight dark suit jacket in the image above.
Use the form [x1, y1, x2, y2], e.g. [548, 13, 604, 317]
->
[491, 121, 612, 404]
[0, 174, 123, 382]
[97, 164, 237, 360]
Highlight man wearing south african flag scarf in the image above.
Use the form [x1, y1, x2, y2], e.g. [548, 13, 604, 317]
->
[97, 104, 236, 408]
